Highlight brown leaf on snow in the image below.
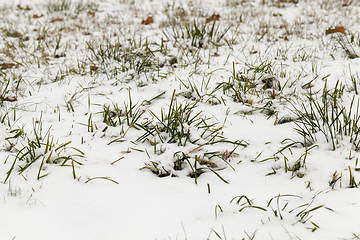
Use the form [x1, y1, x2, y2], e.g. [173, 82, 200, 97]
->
[206, 14, 220, 24]
[279, 35, 289, 41]
[33, 14, 44, 19]
[325, 26, 346, 35]
[50, 18, 64, 23]
[141, 16, 154, 25]
[87, 11, 95, 17]
[17, 5, 31, 11]
[0, 63, 18, 70]
[90, 65, 99, 72]
[0, 95, 17, 102]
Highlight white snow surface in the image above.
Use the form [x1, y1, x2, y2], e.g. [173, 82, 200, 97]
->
[0, 0, 360, 239]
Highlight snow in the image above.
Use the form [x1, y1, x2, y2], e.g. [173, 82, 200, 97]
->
[0, 0, 360, 239]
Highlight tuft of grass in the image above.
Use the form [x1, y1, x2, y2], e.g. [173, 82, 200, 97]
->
[348, 166, 359, 188]
[101, 89, 146, 139]
[47, 0, 72, 12]
[335, 32, 359, 59]
[219, 60, 282, 120]
[290, 81, 360, 150]
[136, 90, 209, 146]
[47, 0, 98, 14]
[230, 195, 267, 212]
[222, 192, 327, 232]
[4, 118, 84, 182]
[163, 19, 231, 50]
[86, 36, 170, 82]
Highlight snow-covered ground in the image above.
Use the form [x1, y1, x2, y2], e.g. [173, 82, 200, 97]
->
[1, 0, 360, 239]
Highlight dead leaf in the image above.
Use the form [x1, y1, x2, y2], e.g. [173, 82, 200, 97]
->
[342, 0, 353, 7]
[0, 95, 17, 102]
[87, 11, 95, 17]
[279, 35, 289, 41]
[206, 14, 220, 24]
[0, 63, 18, 70]
[90, 65, 99, 72]
[17, 5, 31, 11]
[50, 18, 64, 23]
[33, 14, 44, 19]
[325, 26, 346, 35]
[141, 16, 154, 25]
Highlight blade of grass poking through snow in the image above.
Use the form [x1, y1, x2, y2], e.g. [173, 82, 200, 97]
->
[71, 159, 76, 179]
[266, 194, 302, 220]
[238, 205, 267, 212]
[4, 153, 19, 183]
[230, 195, 254, 205]
[214, 204, 223, 219]
[296, 204, 324, 224]
[352, 233, 360, 239]
[85, 177, 119, 184]
[141, 91, 166, 106]
[230, 195, 267, 212]
[184, 155, 202, 184]
[348, 166, 358, 188]
[207, 167, 229, 184]
[37, 153, 51, 180]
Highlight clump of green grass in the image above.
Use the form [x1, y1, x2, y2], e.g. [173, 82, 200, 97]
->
[86, 36, 170, 82]
[336, 32, 359, 59]
[217, 193, 326, 232]
[218, 60, 283, 119]
[291, 81, 360, 150]
[137, 91, 248, 183]
[101, 89, 154, 142]
[99, 88, 239, 183]
[0, 73, 22, 107]
[136, 90, 224, 146]
[269, 139, 318, 178]
[163, 18, 231, 50]
[47, 0, 72, 12]
[4, 117, 84, 182]
[141, 139, 246, 184]
[47, 0, 98, 14]
[177, 75, 224, 106]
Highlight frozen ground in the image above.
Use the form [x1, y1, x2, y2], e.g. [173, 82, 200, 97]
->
[0, 0, 360, 239]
